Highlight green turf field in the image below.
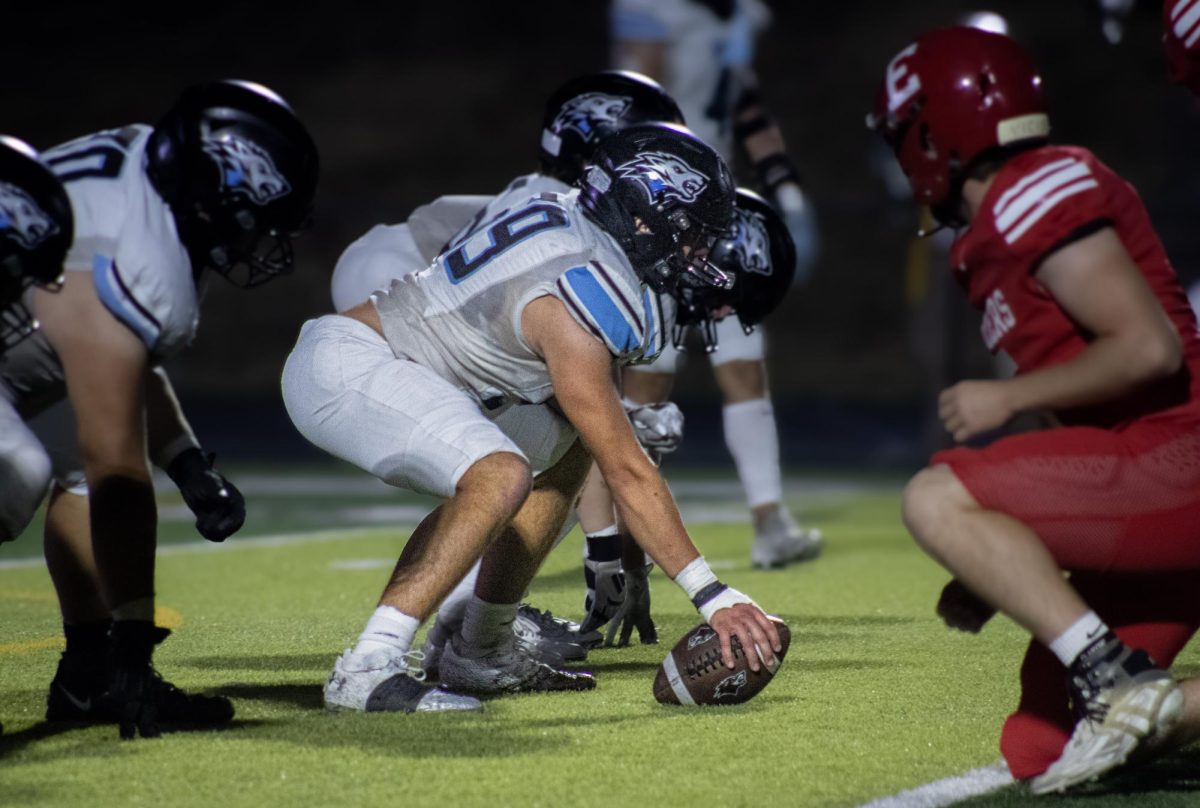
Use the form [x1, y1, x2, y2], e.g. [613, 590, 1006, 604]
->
[1, 467, 1196, 807]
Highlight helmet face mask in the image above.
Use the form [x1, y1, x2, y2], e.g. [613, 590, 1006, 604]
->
[540, 70, 685, 184]
[580, 123, 735, 295]
[147, 80, 319, 288]
[0, 136, 72, 351]
[867, 27, 1050, 226]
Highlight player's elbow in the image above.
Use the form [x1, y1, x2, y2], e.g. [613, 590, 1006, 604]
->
[1138, 325, 1183, 381]
[600, 451, 659, 501]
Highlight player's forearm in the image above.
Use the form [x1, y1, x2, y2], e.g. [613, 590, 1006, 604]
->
[145, 367, 200, 468]
[604, 462, 698, 578]
[1006, 331, 1182, 414]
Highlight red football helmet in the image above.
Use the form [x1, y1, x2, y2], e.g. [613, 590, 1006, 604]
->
[867, 26, 1049, 221]
[1165, 0, 1200, 95]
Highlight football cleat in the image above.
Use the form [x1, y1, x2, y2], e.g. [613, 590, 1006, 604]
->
[324, 649, 482, 713]
[751, 507, 822, 569]
[438, 638, 597, 695]
[1030, 646, 1184, 794]
[47, 626, 233, 732]
[513, 604, 589, 662]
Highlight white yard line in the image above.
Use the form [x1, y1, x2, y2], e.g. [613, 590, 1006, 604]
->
[857, 761, 1014, 808]
[0, 526, 388, 571]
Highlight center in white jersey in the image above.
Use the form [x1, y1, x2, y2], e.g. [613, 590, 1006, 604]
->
[371, 189, 665, 409]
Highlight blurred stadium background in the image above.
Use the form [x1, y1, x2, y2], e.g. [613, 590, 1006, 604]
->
[4, 0, 1195, 470]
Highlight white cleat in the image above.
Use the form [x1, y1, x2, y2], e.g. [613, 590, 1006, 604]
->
[438, 637, 596, 696]
[1030, 672, 1183, 794]
[323, 648, 482, 713]
[751, 508, 823, 569]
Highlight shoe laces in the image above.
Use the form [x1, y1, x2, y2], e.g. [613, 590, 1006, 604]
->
[519, 606, 574, 636]
[1068, 646, 1152, 727]
[391, 649, 428, 682]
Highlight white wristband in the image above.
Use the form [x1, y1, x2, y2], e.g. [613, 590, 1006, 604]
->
[698, 587, 756, 623]
[673, 556, 718, 600]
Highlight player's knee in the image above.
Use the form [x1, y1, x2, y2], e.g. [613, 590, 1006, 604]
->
[0, 446, 53, 541]
[901, 465, 968, 553]
[458, 451, 533, 517]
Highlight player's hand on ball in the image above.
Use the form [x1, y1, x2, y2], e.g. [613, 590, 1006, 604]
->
[936, 578, 996, 633]
[938, 380, 1015, 442]
[708, 603, 782, 672]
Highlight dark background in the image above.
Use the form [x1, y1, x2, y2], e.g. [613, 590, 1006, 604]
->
[7, 0, 1198, 468]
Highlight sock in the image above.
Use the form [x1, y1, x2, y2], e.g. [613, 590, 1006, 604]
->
[723, 398, 784, 509]
[352, 605, 420, 657]
[111, 597, 154, 623]
[459, 597, 518, 655]
[585, 525, 621, 561]
[1049, 611, 1110, 668]
[437, 560, 480, 630]
[63, 619, 112, 659]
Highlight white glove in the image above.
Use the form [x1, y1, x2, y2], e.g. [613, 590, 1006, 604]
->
[621, 400, 684, 455]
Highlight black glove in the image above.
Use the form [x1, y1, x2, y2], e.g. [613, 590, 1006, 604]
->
[605, 563, 658, 647]
[166, 448, 245, 542]
[109, 622, 167, 740]
[936, 579, 996, 634]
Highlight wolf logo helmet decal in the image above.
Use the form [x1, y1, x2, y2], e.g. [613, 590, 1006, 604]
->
[0, 181, 60, 250]
[613, 151, 709, 206]
[201, 134, 292, 206]
[728, 209, 772, 276]
[553, 92, 633, 141]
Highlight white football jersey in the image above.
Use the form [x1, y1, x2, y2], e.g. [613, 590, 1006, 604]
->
[330, 173, 569, 312]
[371, 189, 665, 408]
[43, 125, 197, 359]
[610, 0, 771, 161]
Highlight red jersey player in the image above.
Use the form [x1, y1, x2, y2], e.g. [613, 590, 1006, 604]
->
[869, 26, 1200, 794]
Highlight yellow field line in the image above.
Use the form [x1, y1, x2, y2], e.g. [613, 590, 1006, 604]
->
[0, 606, 183, 655]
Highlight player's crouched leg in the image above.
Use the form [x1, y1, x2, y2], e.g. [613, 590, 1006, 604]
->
[900, 464, 975, 562]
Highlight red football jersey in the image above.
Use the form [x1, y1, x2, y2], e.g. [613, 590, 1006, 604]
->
[948, 145, 1200, 430]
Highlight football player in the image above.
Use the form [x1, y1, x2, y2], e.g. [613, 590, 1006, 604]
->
[870, 26, 1200, 792]
[2, 80, 319, 739]
[330, 70, 688, 664]
[0, 136, 71, 353]
[1155, 0, 1200, 757]
[285, 122, 784, 711]
[609, 0, 823, 570]
[579, 186, 799, 645]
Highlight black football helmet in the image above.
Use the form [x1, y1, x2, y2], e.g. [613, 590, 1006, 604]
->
[539, 70, 685, 185]
[146, 80, 319, 287]
[0, 136, 72, 351]
[673, 189, 795, 352]
[579, 122, 735, 294]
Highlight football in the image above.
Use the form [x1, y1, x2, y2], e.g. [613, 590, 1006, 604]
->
[653, 618, 790, 706]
